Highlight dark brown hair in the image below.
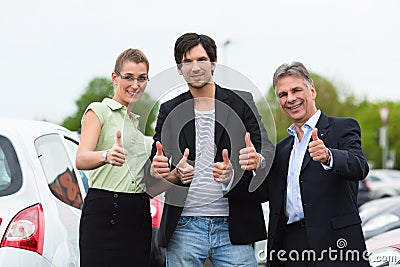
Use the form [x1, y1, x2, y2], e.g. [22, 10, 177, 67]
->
[174, 33, 217, 65]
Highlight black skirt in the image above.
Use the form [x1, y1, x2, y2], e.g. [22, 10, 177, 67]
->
[79, 188, 152, 267]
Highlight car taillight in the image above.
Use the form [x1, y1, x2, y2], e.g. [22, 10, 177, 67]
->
[364, 180, 371, 190]
[391, 245, 400, 264]
[0, 203, 44, 255]
[150, 196, 162, 228]
[391, 244, 400, 250]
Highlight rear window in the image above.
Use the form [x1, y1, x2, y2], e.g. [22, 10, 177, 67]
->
[34, 134, 83, 209]
[0, 135, 22, 196]
[368, 175, 381, 182]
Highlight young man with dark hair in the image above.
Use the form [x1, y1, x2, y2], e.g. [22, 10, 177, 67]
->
[149, 32, 274, 267]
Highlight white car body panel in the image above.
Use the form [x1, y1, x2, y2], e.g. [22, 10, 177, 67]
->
[0, 119, 86, 266]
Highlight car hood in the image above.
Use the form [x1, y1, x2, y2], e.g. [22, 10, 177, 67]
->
[360, 196, 400, 223]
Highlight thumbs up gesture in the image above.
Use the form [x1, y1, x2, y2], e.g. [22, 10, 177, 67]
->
[150, 141, 171, 178]
[239, 132, 262, 170]
[213, 149, 233, 184]
[176, 148, 194, 184]
[106, 130, 128, 166]
[308, 128, 330, 163]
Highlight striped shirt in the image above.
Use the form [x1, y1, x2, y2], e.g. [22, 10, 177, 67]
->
[181, 109, 229, 217]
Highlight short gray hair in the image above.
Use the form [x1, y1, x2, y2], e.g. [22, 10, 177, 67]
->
[273, 61, 314, 89]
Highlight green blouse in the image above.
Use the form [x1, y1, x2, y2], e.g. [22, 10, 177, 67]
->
[84, 98, 149, 193]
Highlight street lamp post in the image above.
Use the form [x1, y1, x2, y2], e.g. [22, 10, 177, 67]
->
[222, 39, 231, 66]
[221, 39, 231, 85]
[379, 107, 390, 169]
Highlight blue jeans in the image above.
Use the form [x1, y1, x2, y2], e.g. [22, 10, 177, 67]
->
[166, 216, 257, 267]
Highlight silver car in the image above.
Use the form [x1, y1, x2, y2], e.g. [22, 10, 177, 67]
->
[367, 169, 400, 199]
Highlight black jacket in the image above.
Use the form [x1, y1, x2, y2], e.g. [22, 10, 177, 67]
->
[149, 84, 275, 247]
[265, 113, 370, 267]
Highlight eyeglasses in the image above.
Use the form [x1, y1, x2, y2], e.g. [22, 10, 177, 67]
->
[115, 70, 149, 83]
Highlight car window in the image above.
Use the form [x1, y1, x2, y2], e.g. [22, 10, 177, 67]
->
[368, 175, 382, 182]
[0, 145, 11, 189]
[79, 170, 89, 193]
[64, 137, 89, 193]
[0, 135, 22, 196]
[34, 134, 83, 209]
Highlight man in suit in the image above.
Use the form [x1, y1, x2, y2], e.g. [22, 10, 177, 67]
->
[266, 61, 369, 266]
[149, 33, 274, 267]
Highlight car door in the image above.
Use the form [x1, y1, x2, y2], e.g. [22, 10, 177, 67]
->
[34, 132, 86, 266]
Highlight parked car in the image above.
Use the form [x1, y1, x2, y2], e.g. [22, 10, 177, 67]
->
[150, 193, 165, 267]
[367, 169, 400, 200]
[0, 119, 87, 266]
[254, 202, 269, 267]
[366, 227, 400, 267]
[144, 136, 166, 267]
[0, 120, 166, 266]
[359, 196, 400, 240]
[358, 178, 372, 206]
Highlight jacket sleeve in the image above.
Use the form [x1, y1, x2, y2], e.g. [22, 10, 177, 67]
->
[224, 91, 275, 202]
[329, 118, 369, 181]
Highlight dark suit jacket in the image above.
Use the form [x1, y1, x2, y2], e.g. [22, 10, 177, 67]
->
[265, 113, 369, 267]
[149, 84, 275, 248]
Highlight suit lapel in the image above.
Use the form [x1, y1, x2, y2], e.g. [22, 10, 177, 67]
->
[178, 92, 196, 157]
[280, 139, 293, 183]
[215, 85, 231, 145]
[277, 138, 293, 214]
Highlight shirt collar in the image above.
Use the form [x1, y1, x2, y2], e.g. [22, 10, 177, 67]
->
[287, 110, 321, 136]
[102, 98, 124, 110]
[102, 98, 140, 120]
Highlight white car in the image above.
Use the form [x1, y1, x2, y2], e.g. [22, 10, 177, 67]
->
[254, 202, 269, 266]
[366, 227, 400, 266]
[0, 119, 88, 266]
[367, 169, 400, 199]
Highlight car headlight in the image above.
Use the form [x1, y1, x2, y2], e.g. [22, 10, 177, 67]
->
[363, 214, 400, 232]
[369, 246, 400, 267]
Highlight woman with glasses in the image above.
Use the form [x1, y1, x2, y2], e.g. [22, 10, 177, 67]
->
[76, 48, 152, 267]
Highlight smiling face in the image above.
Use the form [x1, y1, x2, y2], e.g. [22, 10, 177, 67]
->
[275, 75, 318, 127]
[111, 61, 148, 106]
[178, 44, 216, 91]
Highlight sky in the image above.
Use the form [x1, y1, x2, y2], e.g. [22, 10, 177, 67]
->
[1, 0, 399, 124]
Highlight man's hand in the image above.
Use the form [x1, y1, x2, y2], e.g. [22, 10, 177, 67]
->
[213, 149, 233, 184]
[150, 141, 170, 178]
[176, 148, 194, 184]
[106, 130, 128, 166]
[308, 128, 330, 163]
[239, 132, 261, 170]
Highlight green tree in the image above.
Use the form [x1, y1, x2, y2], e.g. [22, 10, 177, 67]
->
[354, 101, 400, 169]
[352, 100, 382, 168]
[61, 77, 158, 136]
[387, 102, 400, 169]
[128, 92, 159, 136]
